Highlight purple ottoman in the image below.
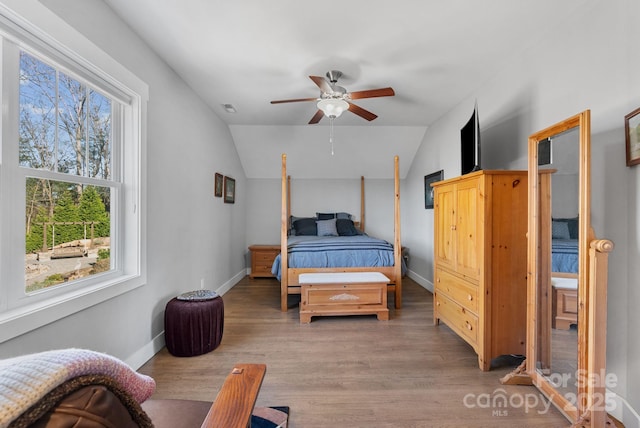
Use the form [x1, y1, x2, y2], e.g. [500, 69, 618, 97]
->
[164, 292, 224, 357]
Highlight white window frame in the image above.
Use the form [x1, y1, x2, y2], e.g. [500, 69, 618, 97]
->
[0, 5, 148, 343]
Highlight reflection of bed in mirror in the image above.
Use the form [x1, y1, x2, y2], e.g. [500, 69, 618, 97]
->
[552, 239, 578, 273]
[551, 217, 579, 330]
[551, 217, 579, 274]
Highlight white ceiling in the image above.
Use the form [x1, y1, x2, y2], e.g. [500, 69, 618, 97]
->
[102, 0, 586, 179]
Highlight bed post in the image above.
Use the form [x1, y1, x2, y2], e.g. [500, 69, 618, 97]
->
[360, 176, 365, 232]
[287, 175, 291, 223]
[394, 155, 402, 309]
[281, 154, 289, 311]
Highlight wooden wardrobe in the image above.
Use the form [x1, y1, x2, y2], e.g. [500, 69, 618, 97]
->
[432, 170, 528, 371]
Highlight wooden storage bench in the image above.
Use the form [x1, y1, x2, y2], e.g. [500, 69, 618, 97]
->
[298, 272, 390, 323]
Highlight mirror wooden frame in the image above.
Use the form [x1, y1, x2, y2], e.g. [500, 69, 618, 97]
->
[501, 110, 616, 426]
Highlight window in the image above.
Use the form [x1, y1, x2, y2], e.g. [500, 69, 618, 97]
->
[0, 11, 147, 342]
[20, 52, 115, 293]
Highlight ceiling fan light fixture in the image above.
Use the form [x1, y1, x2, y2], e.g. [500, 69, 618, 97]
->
[317, 98, 349, 118]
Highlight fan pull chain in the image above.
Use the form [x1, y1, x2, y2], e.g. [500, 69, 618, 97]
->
[329, 116, 335, 155]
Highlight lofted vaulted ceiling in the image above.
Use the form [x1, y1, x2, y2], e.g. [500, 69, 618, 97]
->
[102, 0, 586, 179]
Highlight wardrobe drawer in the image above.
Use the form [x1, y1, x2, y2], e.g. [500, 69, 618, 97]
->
[435, 293, 479, 346]
[435, 268, 478, 313]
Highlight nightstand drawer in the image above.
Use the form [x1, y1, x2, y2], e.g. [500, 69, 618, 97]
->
[255, 251, 277, 263]
[252, 264, 274, 276]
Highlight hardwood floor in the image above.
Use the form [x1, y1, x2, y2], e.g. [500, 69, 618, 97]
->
[139, 276, 570, 427]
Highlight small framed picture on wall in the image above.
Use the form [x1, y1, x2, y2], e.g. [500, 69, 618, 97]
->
[424, 170, 443, 209]
[224, 176, 235, 204]
[214, 173, 223, 197]
[625, 107, 640, 166]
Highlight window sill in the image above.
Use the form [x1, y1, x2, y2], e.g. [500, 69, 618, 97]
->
[0, 274, 145, 344]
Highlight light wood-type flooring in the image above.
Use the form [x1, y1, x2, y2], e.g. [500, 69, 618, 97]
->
[139, 276, 571, 427]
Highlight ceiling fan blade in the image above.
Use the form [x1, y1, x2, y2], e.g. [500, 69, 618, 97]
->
[309, 75, 333, 94]
[270, 97, 318, 104]
[349, 87, 395, 100]
[348, 102, 378, 121]
[308, 109, 324, 124]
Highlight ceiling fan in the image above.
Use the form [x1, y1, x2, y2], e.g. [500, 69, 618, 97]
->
[270, 70, 395, 124]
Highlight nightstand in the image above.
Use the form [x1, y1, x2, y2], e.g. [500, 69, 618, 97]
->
[248, 245, 280, 278]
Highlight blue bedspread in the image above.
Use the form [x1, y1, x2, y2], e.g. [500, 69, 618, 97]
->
[271, 235, 401, 281]
[552, 239, 578, 273]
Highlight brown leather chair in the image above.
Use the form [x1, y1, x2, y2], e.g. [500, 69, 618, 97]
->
[18, 363, 266, 428]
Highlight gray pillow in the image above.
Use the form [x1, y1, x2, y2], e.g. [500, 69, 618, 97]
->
[554, 217, 579, 239]
[552, 220, 571, 240]
[316, 218, 338, 236]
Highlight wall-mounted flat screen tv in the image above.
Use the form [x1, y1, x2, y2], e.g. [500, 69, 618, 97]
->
[461, 103, 481, 175]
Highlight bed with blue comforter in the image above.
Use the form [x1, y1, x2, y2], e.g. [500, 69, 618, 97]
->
[551, 217, 579, 274]
[277, 154, 403, 312]
[271, 235, 402, 281]
[552, 239, 578, 273]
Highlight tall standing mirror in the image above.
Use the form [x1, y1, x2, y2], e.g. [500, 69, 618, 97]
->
[536, 126, 580, 402]
[530, 112, 589, 423]
[502, 110, 615, 426]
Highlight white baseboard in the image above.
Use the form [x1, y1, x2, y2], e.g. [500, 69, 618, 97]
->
[406, 269, 433, 293]
[127, 331, 165, 370]
[216, 269, 247, 297]
[607, 389, 640, 428]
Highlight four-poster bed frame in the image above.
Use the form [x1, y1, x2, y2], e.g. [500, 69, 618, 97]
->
[279, 154, 403, 312]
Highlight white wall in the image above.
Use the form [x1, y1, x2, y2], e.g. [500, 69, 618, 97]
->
[403, 1, 640, 424]
[245, 176, 397, 246]
[0, 0, 246, 368]
[552, 174, 580, 218]
[245, 178, 283, 246]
